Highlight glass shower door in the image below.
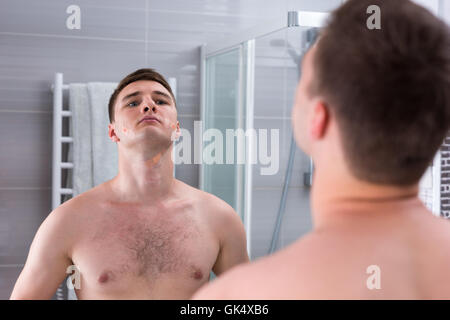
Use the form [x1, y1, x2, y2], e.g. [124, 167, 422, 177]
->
[251, 26, 317, 260]
[201, 45, 249, 220]
[201, 11, 328, 259]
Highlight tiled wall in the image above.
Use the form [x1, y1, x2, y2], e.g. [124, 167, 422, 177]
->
[441, 136, 450, 218]
[440, 1, 450, 219]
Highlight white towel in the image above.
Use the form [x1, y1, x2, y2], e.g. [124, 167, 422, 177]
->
[69, 82, 118, 196]
[87, 83, 118, 187]
[69, 84, 93, 196]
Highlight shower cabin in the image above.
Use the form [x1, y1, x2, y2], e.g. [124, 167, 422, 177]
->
[200, 11, 328, 260]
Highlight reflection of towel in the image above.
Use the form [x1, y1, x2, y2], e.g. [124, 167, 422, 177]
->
[69, 84, 92, 196]
[69, 82, 118, 196]
[87, 83, 118, 187]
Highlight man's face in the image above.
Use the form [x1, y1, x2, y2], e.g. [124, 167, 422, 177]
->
[109, 80, 179, 150]
[291, 45, 318, 155]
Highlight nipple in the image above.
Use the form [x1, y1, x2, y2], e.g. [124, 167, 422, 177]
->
[192, 269, 203, 280]
[98, 271, 113, 284]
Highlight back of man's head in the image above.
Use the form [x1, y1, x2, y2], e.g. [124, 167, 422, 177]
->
[310, 0, 450, 185]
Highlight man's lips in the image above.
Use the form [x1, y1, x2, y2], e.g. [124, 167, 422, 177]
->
[139, 116, 161, 124]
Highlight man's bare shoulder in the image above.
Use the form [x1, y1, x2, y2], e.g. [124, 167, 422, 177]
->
[47, 182, 111, 232]
[61, 180, 115, 208]
[24, 185, 106, 270]
[174, 179, 238, 219]
[174, 180, 246, 259]
[194, 211, 450, 299]
[193, 232, 333, 299]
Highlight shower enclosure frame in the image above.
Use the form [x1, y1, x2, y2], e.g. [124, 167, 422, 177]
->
[200, 11, 329, 258]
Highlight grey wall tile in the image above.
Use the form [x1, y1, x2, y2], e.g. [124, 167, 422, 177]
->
[443, 0, 450, 24]
[0, 266, 23, 299]
[171, 66, 201, 116]
[253, 66, 298, 119]
[147, 0, 287, 17]
[254, 66, 287, 118]
[287, 0, 343, 11]
[253, 26, 305, 119]
[0, 189, 50, 265]
[0, 0, 146, 40]
[0, 112, 52, 188]
[252, 146, 311, 189]
[250, 186, 312, 260]
[0, 34, 146, 112]
[175, 163, 199, 189]
[0, 265, 61, 300]
[146, 10, 263, 40]
[279, 186, 312, 248]
[251, 117, 311, 188]
[250, 188, 282, 260]
[174, 115, 199, 188]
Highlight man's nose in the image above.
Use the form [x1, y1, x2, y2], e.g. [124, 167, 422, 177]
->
[142, 102, 157, 113]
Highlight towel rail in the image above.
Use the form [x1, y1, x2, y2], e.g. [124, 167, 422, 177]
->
[60, 137, 73, 143]
[52, 73, 72, 212]
[61, 162, 74, 169]
[52, 72, 72, 300]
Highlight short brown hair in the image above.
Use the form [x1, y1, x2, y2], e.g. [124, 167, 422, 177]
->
[108, 68, 176, 123]
[311, 0, 450, 185]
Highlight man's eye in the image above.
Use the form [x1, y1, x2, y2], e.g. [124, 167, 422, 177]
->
[128, 101, 138, 107]
[156, 100, 168, 105]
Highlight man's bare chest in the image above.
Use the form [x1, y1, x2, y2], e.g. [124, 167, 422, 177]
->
[70, 203, 219, 297]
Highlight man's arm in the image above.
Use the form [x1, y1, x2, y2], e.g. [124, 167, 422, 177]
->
[211, 202, 249, 276]
[10, 207, 73, 299]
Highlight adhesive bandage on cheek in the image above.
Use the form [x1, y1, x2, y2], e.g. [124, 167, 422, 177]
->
[170, 123, 180, 141]
[117, 120, 135, 138]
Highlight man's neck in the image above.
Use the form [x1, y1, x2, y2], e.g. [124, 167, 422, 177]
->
[311, 165, 421, 231]
[110, 146, 175, 205]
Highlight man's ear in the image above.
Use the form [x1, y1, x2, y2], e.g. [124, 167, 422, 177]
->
[172, 121, 181, 141]
[108, 123, 120, 143]
[309, 101, 329, 140]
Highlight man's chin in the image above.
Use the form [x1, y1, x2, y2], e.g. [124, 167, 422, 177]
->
[131, 134, 172, 149]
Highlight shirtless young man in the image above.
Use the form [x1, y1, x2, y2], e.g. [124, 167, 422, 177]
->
[194, 0, 450, 299]
[10, 69, 249, 299]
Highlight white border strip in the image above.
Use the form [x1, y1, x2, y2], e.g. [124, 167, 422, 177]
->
[52, 73, 63, 210]
[244, 40, 255, 258]
[199, 45, 206, 190]
[432, 150, 441, 216]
